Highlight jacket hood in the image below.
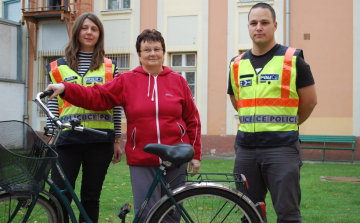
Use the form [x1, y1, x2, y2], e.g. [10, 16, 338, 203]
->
[132, 66, 174, 101]
[133, 66, 173, 76]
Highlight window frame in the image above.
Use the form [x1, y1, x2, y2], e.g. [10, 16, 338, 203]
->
[171, 53, 196, 68]
[3, 0, 20, 21]
[179, 71, 196, 101]
[105, 53, 130, 73]
[170, 53, 197, 101]
[106, 0, 131, 10]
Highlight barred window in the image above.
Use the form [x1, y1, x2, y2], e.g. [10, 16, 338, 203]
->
[170, 53, 197, 101]
[105, 54, 130, 73]
[38, 56, 62, 117]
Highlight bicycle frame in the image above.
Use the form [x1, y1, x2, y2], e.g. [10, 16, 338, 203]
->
[27, 91, 99, 223]
[46, 159, 93, 223]
[133, 161, 192, 223]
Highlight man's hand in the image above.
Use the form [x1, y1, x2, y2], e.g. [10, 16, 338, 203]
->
[45, 83, 65, 100]
[297, 84, 317, 125]
[188, 159, 201, 177]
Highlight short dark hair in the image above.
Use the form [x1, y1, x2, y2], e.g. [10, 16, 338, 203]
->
[248, 3, 276, 22]
[136, 29, 166, 53]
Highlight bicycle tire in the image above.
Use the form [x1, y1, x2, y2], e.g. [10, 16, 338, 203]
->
[148, 187, 260, 223]
[0, 193, 57, 223]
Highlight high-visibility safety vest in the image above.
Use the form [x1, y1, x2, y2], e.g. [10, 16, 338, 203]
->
[230, 46, 303, 146]
[48, 57, 115, 131]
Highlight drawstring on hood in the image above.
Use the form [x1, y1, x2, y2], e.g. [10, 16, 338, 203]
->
[134, 66, 172, 101]
[147, 73, 156, 101]
[147, 73, 151, 97]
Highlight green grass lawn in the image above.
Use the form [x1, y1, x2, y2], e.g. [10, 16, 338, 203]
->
[69, 160, 360, 222]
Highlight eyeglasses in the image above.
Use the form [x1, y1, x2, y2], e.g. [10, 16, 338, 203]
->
[140, 48, 163, 54]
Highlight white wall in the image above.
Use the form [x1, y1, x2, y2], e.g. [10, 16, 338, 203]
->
[39, 21, 69, 51]
[167, 16, 198, 47]
[0, 21, 18, 80]
[103, 19, 131, 48]
[0, 82, 24, 121]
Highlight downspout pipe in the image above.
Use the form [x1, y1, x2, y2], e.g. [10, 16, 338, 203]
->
[286, 0, 290, 46]
[23, 1, 30, 123]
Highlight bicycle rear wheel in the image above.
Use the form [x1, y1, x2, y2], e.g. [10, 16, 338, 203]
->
[0, 193, 57, 223]
[148, 187, 260, 223]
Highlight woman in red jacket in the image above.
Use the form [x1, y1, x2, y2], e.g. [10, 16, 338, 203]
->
[46, 29, 201, 222]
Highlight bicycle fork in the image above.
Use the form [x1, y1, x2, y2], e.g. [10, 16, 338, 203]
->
[6, 194, 40, 223]
[47, 159, 94, 223]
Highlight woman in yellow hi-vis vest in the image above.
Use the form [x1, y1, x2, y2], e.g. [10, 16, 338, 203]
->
[45, 13, 122, 223]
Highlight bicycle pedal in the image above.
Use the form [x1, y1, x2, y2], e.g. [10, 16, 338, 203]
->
[118, 203, 131, 220]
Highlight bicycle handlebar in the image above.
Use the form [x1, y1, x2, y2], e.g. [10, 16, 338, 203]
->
[34, 91, 108, 138]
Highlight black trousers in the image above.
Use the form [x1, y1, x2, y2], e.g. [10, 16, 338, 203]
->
[50, 143, 113, 223]
[233, 140, 303, 223]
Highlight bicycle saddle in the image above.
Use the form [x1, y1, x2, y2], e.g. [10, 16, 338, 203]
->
[143, 143, 195, 165]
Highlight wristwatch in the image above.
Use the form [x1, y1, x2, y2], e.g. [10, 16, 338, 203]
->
[114, 138, 121, 143]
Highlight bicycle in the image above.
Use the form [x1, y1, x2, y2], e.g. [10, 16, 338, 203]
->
[0, 91, 267, 223]
[0, 91, 108, 223]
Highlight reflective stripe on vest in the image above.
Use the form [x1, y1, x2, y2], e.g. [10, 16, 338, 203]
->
[51, 58, 114, 116]
[104, 58, 113, 82]
[239, 115, 298, 124]
[60, 113, 114, 123]
[233, 53, 245, 105]
[50, 61, 62, 83]
[232, 47, 299, 108]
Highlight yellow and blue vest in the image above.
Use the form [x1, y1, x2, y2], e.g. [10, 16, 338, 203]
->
[46, 57, 116, 145]
[230, 46, 303, 146]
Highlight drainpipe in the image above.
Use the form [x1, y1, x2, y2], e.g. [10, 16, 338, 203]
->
[286, 0, 290, 46]
[23, 0, 30, 123]
[23, 27, 29, 123]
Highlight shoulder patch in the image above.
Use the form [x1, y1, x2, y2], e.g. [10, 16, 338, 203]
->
[240, 79, 252, 87]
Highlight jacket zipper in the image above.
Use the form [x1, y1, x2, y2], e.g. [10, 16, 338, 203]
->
[132, 127, 136, 150]
[154, 76, 161, 144]
[177, 123, 185, 142]
[253, 68, 259, 143]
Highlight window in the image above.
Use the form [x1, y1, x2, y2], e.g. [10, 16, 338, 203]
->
[171, 53, 196, 67]
[170, 53, 197, 101]
[4, 0, 20, 22]
[37, 56, 61, 117]
[105, 54, 130, 73]
[240, 0, 270, 2]
[106, 0, 130, 10]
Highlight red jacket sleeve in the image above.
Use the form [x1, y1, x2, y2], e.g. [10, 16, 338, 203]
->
[62, 75, 124, 110]
[180, 76, 202, 160]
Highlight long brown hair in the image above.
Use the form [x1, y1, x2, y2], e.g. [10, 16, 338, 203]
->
[65, 13, 105, 71]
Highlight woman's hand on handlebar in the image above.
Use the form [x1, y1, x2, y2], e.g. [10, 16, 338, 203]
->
[45, 83, 65, 100]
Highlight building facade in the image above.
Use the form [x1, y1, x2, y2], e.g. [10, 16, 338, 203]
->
[2, 0, 359, 160]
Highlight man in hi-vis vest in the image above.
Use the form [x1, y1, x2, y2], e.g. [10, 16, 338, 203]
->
[228, 3, 317, 223]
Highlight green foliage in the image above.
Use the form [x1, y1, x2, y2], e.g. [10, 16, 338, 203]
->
[69, 160, 360, 222]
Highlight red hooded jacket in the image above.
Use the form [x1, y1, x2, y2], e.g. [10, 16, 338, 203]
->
[61, 66, 202, 165]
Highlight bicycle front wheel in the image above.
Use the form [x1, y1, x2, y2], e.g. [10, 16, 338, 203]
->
[148, 187, 260, 223]
[0, 193, 57, 223]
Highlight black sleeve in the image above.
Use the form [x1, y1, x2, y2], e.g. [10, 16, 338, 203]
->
[227, 70, 234, 95]
[296, 56, 315, 89]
